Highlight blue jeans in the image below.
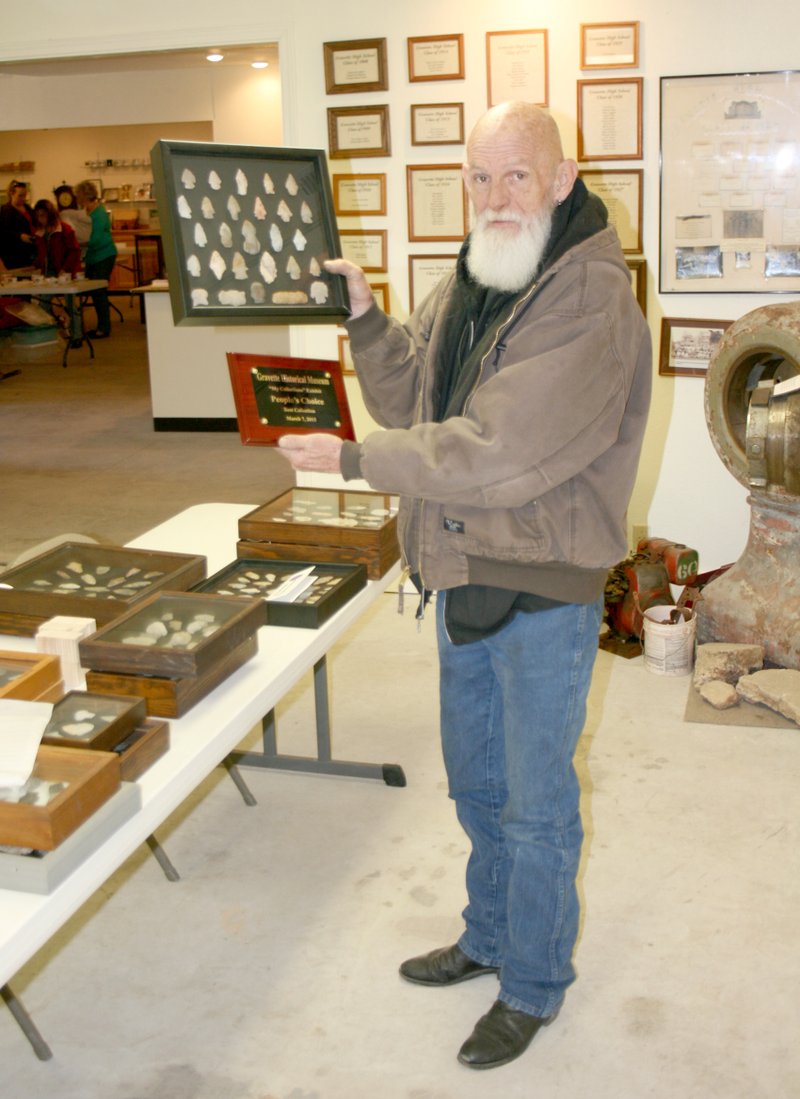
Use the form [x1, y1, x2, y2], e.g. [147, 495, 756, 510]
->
[436, 592, 603, 1018]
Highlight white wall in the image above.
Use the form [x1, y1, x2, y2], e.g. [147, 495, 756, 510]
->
[2, 0, 800, 569]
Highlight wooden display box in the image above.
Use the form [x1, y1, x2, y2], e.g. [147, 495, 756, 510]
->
[113, 718, 170, 781]
[0, 650, 63, 702]
[194, 558, 367, 629]
[237, 488, 399, 579]
[85, 635, 259, 718]
[78, 590, 267, 679]
[41, 690, 147, 752]
[0, 746, 121, 851]
[0, 542, 208, 637]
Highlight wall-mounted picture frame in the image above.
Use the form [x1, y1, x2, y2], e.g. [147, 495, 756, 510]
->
[323, 37, 388, 95]
[150, 139, 349, 326]
[577, 78, 643, 161]
[658, 317, 732, 378]
[626, 256, 647, 315]
[660, 70, 800, 293]
[407, 34, 465, 83]
[327, 105, 391, 159]
[369, 281, 390, 313]
[332, 173, 386, 216]
[580, 23, 639, 70]
[338, 332, 355, 376]
[486, 29, 548, 108]
[410, 103, 465, 146]
[406, 164, 467, 243]
[338, 228, 387, 272]
[579, 168, 643, 252]
[408, 253, 459, 311]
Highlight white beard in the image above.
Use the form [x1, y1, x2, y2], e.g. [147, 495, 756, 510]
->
[466, 205, 554, 292]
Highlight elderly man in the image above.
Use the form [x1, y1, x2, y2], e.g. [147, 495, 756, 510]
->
[280, 101, 651, 1070]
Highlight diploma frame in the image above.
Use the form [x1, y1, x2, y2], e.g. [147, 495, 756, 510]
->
[660, 70, 800, 293]
[626, 256, 647, 315]
[327, 105, 391, 159]
[407, 34, 465, 83]
[369, 281, 390, 313]
[579, 168, 643, 252]
[577, 78, 643, 161]
[580, 22, 639, 70]
[408, 253, 458, 311]
[332, 173, 386, 216]
[323, 37, 388, 95]
[338, 333, 355, 376]
[406, 164, 468, 243]
[338, 228, 388, 272]
[486, 28, 549, 108]
[410, 103, 465, 146]
[658, 317, 732, 378]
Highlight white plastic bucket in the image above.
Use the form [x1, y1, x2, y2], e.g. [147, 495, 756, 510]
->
[641, 605, 696, 676]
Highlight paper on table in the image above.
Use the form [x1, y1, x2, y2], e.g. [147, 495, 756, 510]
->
[265, 566, 317, 604]
[0, 700, 54, 787]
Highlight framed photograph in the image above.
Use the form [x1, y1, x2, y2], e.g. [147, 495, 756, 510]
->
[327, 105, 391, 159]
[411, 103, 465, 146]
[580, 23, 639, 69]
[226, 352, 355, 443]
[102, 187, 119, 202]
[134, 182, 153, 200]
[658, 317, 732, 378]
[369, 281, 390, 312]
[408, 253, 458, 311]
[626, 256, 647, 315]
[338, 332, 355, 376]
[338, 228, 387, 272]
[406, 164, 468, 242]
[660, 71, 800, 293]
[323, 38, 388, 95]
[150, 139, 349, 326]
[332, 173, 386, 216]
[577, 78, 643, 161]
[486, 29, 548, 108]
[579, 168, 643, 252]
[407, 34, 465, 83]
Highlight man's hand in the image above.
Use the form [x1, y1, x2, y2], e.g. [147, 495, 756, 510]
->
[324, 258, 374, 319]
[277, 433, 344, 472]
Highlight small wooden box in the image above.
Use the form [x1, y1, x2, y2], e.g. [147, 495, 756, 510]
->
[78, 590, 266, 679]
[0, 746, 121, 851]
[0, 650, 63, 702]
[113, 718, 170, 781]
[0, 542, 208, 636]
[237, 488, 399, 579]
[194, 558, 367, 629]
[41, 690, 147, 752]
[85, 634, 259, 718]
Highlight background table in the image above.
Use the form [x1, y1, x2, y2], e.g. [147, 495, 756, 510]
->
[0, 278, 108, 368]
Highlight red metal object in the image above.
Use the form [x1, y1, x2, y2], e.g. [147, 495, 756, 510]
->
[606, 538, 699, 640]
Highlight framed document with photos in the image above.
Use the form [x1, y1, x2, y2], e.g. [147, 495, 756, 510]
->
[486, 29, 548, 107]
[577, 78, 643, 161]
[406, 164, 467, 242]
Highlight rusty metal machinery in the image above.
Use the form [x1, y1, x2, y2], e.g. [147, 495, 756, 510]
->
[699, 302, 800, 669]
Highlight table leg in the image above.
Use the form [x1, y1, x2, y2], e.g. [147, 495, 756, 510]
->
[1, 983, 53, 1061]
[227, 655, 406, 786]
[145, 834, 180, 881]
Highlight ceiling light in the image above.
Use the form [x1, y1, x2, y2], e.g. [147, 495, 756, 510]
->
[206, 51, 224, 63]
[251, 60, 269, 69]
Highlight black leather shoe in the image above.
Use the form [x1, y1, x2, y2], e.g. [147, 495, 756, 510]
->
[457, 1000, 554, 1070]
[399, 944, 499, 986]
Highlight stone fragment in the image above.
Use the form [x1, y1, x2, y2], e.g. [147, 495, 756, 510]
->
[698, 680, 740, 709]
[735, 669, 800, 726]
[693, 642, 764, 688]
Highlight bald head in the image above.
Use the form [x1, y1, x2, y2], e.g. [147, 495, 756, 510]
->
[467, 102, 565, 183]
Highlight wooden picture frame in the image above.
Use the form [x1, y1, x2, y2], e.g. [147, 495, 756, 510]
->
[406, 164, 467, 242]
[580, 22, 639, 69]
[410, 103, 465, 146]
[226, 352, 355, 444]
[407, 34, 465, 83]
[338, 332, 355, 376]
[369, 281, 390, 313]
[332, 173, 386, 216]
[150, 139, 348, 326]
[327, 105, 391, 159]
[408, 253, 458, 311]
[338, 228, 387, 272]
[486, 28, 548, 107]
[626, 256, 647, 315]
[323, 37, 388, 94]
[579, 168, 643, 252]
[577, 78, 643, 161]
[658, 317, 733, 377]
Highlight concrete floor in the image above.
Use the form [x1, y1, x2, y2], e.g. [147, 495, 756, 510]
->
[1, 314, 800, 1097]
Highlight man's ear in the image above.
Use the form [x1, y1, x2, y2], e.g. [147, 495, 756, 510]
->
[554, 159, 579, 204]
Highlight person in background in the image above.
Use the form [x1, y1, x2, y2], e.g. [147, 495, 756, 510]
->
[278, 101, 651, 1071]
[74, 179, 117, 339]
[32, 199, 81, 278]
[0, 181, 36, 270]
